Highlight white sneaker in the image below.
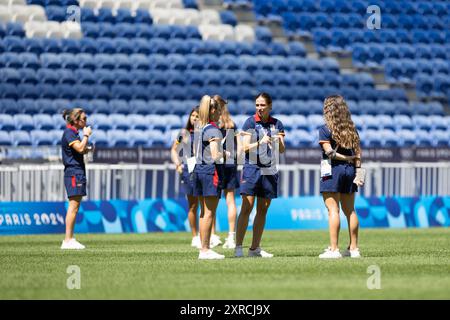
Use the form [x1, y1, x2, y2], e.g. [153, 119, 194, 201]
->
[234, 245, 244, 258]
[319, 247, 342, 259]
[210, 234, 222, 248]
[222, 237, 236, 249]
[198, 249, 225, 260]
[248, 247, 273, 258]
[61, 238, 85, 250]
[191, 235, 202, 249]
[342, 247, 361, 258]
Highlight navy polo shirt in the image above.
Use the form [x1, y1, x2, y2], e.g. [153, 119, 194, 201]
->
[241, 114, 285, 168]
[194, 122, 224, 175]
[318, 124, 355, 165]
[61, 125, 85, 175]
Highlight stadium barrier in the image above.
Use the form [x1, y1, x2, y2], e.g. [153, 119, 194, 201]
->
[0, 196, 448, 235]
[0, 162, 449, 202]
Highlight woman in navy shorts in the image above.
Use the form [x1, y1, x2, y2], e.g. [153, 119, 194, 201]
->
[193, 95, 225, 259]
[318, 95, 365, 259]
[60, 108, 92, 250]
[171, 106, 201, 248]
[235, 92, 285, 258]
[214, 95, 242, 250]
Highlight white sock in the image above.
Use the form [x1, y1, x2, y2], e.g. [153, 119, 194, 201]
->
[228, 232, 235, 239]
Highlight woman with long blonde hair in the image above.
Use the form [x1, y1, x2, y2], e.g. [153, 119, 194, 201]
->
[192, 95, 225, 259]
[318, 95, 364, 259]
[213, 95, 242, 249]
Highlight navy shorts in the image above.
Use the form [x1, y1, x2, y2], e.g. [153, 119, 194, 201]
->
[192, 171, 222, 197]
[240, 165, 278, 199]
[222, 165, 240, 190]
[180, 168, 195, 196]
[64, 173, 87, 198]
[320, 163, 358, 193]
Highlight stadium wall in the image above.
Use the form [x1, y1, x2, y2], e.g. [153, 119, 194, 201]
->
[0, 196, 448, 235]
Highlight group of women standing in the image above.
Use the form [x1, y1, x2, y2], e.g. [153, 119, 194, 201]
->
[61, 92, 365, 260]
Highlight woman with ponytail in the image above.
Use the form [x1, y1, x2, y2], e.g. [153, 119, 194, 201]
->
[60, 108, 92, 250]
[193, 95, 225, 259]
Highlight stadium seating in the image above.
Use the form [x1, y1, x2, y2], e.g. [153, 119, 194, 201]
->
[0, 0, 449, 151]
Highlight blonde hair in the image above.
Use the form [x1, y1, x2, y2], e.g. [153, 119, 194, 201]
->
[62, 108, 85, 125]
[214, 95, 234, 129]
[323, 95, 360, 155]
[198, 95, 220, 128]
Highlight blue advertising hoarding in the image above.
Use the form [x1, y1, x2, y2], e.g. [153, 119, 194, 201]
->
[0, 196, 449, 235]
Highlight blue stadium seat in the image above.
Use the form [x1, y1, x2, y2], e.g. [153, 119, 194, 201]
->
[0, 68, 21, 85]
[33, 114, 55, 130]
[10, 130, 32, 146]
[90, 129, 108, 147]
[0, 131, 12, 146]
[127, 114, 149, 131]
[5, 22, 25, 38]
[430, 130, 449, 147]
[127, 129, 148, 147]
[17, 99, 39, 115]
[30, 130, 53, 146]
[51, 112, 67, 129]
[109, 114, 131, 130]
[0, 114, 15, 131]
[90, 114, 111, 131]
[109, 100, 129, 115]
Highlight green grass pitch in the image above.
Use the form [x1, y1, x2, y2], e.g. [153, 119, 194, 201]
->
[0, 228, 449, 299]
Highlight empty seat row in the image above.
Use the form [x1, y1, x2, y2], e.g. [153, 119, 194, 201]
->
[351, 43, 449, 66]
[0, 5, 46, 23]
[0, 83, 408, 102]
[0, 36, 307, 57]
[2, 126, 449, 148]
[0, 67, 372, 89]
[254, 0, 449, 18]
[0, 128, 171, 147]
[81, 22, 201, 39]
[313, 28, 449, 51]
[0, 113, 184, 132]
[0, 53, 329, 74]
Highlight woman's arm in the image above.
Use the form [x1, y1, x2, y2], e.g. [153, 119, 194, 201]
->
[241, 133, 270, 153]
[170, 139, 183, 173]
[71, 136, 89, 154]
[276, 134, 285, 154]
[209, 138, 222, 162]
[320, 142, 355, 162]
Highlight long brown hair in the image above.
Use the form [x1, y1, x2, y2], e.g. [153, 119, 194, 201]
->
[184, 106, 199, 131]
[214, 95, 234, 129]
[323, 95, 360, 154]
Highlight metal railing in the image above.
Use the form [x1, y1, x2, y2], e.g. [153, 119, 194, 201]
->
[1, 162, 449, 202]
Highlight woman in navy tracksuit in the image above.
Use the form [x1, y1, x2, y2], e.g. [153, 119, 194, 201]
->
[214, 95, 241, 249]
[171, 106, 201, 248]
[193, 95, 225, 259]
[318, 95, 364, 259]
[235, 92, 285, 258]
[60, 108, 92, 250]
